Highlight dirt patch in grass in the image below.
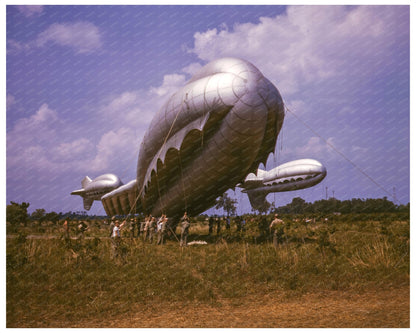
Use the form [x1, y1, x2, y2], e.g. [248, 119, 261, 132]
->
[44, 286, 408, 328]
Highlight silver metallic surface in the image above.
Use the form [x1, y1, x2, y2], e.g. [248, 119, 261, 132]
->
[101, 57, 285, 217]
[241, 159, 327, 211]
[71, 174, 123, 210]
[73, 58, 327, 216]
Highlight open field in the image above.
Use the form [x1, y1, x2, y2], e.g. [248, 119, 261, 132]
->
[6, 213, 410, 328]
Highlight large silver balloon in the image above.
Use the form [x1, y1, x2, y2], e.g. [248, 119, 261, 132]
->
[72, 58, 326, 216]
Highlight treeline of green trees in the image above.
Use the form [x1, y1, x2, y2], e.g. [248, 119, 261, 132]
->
[6, 201, 105, 226]
[6, 196, 409, 227]
[274, 196, 409, 215]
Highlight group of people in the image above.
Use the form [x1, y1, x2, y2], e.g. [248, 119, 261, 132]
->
[63, 212, 286, 252]
[62, 219, 89, 240]
[108, 212, 191, 247]
[208, 216, 246, 235]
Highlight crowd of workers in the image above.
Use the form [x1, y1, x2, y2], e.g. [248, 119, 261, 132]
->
[62, 212, 287, 259]
[63, 212, 286, 249]
[106, 212, 191, 246]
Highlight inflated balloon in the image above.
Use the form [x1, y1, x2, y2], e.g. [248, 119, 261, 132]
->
[72, 58, 326, 217]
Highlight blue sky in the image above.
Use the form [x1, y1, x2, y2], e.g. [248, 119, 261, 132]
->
[5, 4, 410, 215]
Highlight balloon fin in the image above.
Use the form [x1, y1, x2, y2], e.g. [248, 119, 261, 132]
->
[246, 190, 270, 212]
[83, 198, 94, 211]
[81, 176, 92, 189]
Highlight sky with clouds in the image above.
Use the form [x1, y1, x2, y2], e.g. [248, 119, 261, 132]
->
[6, 4, 410, 215]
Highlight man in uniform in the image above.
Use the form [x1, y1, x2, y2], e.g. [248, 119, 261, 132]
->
[270, 214, 285, 247]
[180, 212, 190, 247]
[208, 216, 214, 235]
[129, 217, 136, 238]
[157, 214, 168, 245]
[109, 216, 116, 237]
[142, 215, 149, 241]
[111, 220, 126, 258]
[77, 220, 88, 239]
[147, 216, 156, 243]
[63, 220, 70, 239]
[135, 217, 141, 238]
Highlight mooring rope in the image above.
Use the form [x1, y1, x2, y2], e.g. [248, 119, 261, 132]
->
[284, 105, 400, 204]
[127, 96, 189, 217]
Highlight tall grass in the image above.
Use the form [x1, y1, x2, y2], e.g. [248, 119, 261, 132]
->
[7, 215, 409, 327]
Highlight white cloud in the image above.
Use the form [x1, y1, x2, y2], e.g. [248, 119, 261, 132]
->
[16, 5, 44, 17]
[100, 73, 187, 132]
[6, 69, 192, 184]
[7, 104, 60, 172]
[7, 39, 30, 54]
[295, 136, 333, 156]
[9, 104, 59, 147]
[150, 74, 187, 97]
[88, 128, 138, 173]
[52, 139, 95, 162]
[189, 6, 404, 96]
[7, 104, 92, 174]
[36, 21, 103, 54]
[181, 62, 203, 76]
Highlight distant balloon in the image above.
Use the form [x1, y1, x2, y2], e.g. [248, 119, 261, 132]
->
[71, 174, 123, 210]
[72, 57, 326, 216]
[240, 159, 327, 211]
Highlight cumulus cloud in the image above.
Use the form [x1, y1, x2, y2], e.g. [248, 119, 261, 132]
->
[6, 67, 192, 185]
[150, 74, 187, 97]
[52, 139, 95, 163]
[7, 39, 31, 54]
[16, 5, 44, 17]
[8, 21, 103, 55]
[99, 73, 188, 133]
[9, 104, 59, 146]
[7, 104, 61, 172]
[189, 6, 405, 96]
[88, 128, 139, 173]
[7, 104, 93, 174]
[36, 21, 103, 54]
[182, 62, 203, 76]
[295, 136, 332, 156]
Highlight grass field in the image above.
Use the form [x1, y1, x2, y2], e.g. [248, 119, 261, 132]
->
[6, 213, 410, 327]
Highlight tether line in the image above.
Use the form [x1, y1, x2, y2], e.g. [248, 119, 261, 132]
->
[127, 97, 188, 217]
[284, 105, 399, 204]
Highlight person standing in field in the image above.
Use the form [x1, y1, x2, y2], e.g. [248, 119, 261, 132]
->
[77, 220, 88, 239]
[109, 216, 116, 237]
[147, 216, 156, 243]
[111, 219, 126, 258]
[128, 218, 136, 238]
[63, 220, 70, 239]
[180, 212, 190, 247]
[216, 217, 221, 235]
[157, 215, 168, 245]
[143, 215, 149, 241]
[135, 217, 141, 238]
[208, 216, 214, 235]
[270, 214, 285, 247]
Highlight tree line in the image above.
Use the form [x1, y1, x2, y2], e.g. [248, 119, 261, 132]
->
[6, 196, 409, 227]
[273, 196, 409, 215]
[6, 202, 105, 226]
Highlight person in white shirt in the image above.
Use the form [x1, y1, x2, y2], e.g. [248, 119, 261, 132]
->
[111, 220, 126, 258]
